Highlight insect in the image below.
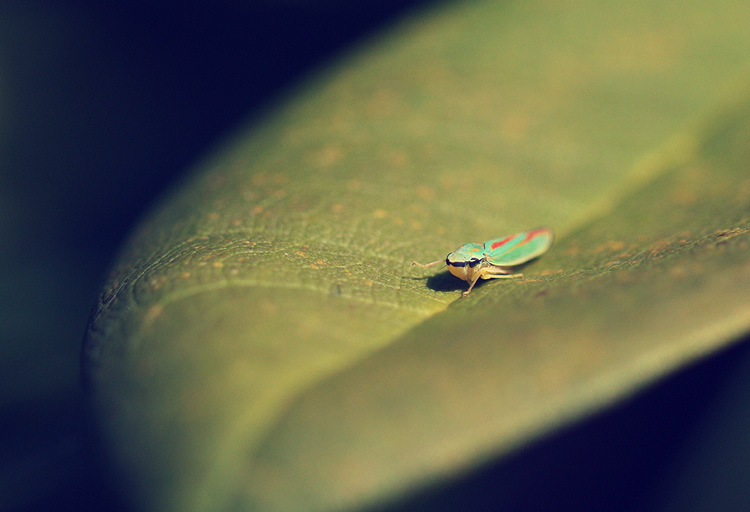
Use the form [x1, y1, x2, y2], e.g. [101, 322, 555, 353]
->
[413, 227, 554, 296]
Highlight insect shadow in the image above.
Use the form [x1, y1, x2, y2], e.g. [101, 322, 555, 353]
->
[406, 270, 467, 293]
[408, 260, 538, 294]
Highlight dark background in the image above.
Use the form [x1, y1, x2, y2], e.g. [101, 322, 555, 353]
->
[1, 2, 749, 511]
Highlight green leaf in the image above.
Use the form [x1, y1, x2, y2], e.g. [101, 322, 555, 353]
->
[84, 1, 750, 511]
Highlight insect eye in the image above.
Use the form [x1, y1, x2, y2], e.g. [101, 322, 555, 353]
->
[469, 258, 481, 267]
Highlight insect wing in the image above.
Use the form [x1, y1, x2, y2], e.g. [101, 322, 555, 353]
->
[484, 228, 553, 266]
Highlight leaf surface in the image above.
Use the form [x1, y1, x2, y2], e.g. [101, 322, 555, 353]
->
[84, 1, 750, 511]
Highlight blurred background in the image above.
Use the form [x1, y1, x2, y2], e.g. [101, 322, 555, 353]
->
[0, 1, 435, 509]
[2, 1, 750, 511]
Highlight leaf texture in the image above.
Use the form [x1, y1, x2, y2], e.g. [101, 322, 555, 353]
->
[83, 1, 750, 510]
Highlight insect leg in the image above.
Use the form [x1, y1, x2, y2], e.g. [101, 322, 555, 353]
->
[463, 269, 523, 297]
[484, 273, 524, 280]
[412, 259, 444, 267]
[462, 274, 483, 297]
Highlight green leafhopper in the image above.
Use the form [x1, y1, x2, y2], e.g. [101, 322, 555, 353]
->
[413, 227, 554, 296]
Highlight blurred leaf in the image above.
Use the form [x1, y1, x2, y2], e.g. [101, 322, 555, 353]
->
[84, 0, 750, 511]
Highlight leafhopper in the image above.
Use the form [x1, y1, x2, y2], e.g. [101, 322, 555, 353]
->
[413, 227, 554, 296]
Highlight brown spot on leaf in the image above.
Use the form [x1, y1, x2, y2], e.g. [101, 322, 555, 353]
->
[144, 304, 164, 327]
[149, 276, 167, 291]
[315, 145, 344, 167]
[416, 185, 436, 200]
[540, 269, 564, 276]
[388, 150, 409, 167]
[499, 114, 533, 141]
[669, 266, 688, 279]
[594, 240, 625, 253]
[648, 241, 671, 257]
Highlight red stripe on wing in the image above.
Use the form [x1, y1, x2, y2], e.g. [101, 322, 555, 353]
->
[490, 235, 515, 251]
[524, 228, 550, 241]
